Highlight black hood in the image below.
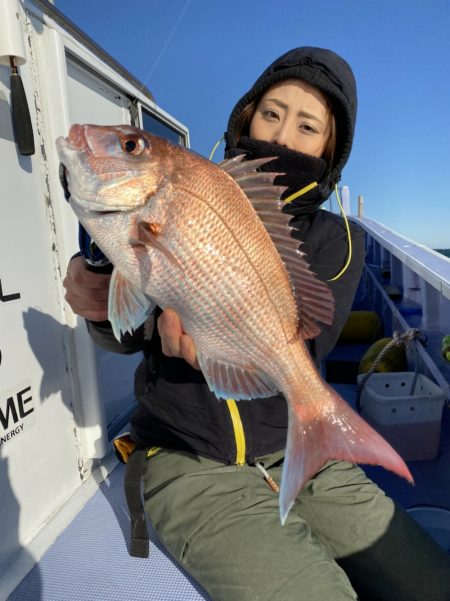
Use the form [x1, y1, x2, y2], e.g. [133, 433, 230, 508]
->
[225, 47, 357, 202]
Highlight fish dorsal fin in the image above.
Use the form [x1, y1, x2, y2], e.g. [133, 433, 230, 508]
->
[219, 155, 287, 199]
[219, 156, 334, 340]
[109, 267, 155, 340]
[196, 351, 279, 401]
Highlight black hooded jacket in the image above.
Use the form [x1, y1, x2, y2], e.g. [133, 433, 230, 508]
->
[225, 46, 358, 200]
[87, 47, 365, 464]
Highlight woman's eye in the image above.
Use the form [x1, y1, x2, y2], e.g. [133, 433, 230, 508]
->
[121, 137, 145, 155]
[299, 123, 317, 134]
[262, 110, 278, 120]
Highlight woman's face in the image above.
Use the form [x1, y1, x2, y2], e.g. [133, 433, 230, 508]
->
[249, 79, 330, 157]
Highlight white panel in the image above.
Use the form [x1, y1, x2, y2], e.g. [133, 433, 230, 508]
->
[0, 54, 80, 569]
[0, 3, 189, 585]
[65, 57, 141, 435]
[66, 58, 131, 126]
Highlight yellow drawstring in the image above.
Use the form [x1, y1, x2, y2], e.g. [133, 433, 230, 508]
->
[210, 136, 352, 282]
[327, 184, 352, 281]
[283, 181, 319, 204]
[285, 182, 352, 282]
[209, 135, 225, 161]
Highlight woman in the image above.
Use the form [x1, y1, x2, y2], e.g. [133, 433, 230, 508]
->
[64, 47, 450, 600]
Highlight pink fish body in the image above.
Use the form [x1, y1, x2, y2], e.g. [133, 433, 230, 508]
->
[57, 124, 413, 523]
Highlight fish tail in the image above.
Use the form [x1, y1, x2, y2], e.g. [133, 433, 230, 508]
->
[279, 384, 414, 525]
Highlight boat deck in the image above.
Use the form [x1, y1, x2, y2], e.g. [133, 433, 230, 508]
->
[6, 379, 450, 601]
[7, 460, 211, 601]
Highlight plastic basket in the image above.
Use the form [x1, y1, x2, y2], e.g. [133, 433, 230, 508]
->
[358, 372, 445, 461]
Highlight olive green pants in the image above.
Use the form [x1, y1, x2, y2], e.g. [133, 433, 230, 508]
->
[143, 451, 450, 601]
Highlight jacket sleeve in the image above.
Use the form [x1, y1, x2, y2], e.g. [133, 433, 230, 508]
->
[295, 214, 366, 363]
[85, 319, 147, 355]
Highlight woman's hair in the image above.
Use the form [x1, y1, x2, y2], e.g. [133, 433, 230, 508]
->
[233, 88, 337, 168]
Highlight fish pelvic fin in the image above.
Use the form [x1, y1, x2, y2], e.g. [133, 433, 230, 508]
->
[109, 267, 155, 340]
[279, 385, 414, 525]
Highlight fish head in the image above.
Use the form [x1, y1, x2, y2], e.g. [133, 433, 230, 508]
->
[56, 124, 170, 214]
[56, 124, 180, 286]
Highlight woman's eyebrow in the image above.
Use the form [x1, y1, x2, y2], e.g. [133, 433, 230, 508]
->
[298, 110, 323, 124]
[261, 98, 323, 123]
[261, 97, 288, 111]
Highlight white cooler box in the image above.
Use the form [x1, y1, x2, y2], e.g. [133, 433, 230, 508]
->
[358, 372, 446, 461]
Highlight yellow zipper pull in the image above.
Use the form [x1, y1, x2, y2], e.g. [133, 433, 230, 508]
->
[226, 399, 246, 465]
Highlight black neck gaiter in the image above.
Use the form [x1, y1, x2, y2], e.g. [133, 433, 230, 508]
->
[226, 137, 329, 215]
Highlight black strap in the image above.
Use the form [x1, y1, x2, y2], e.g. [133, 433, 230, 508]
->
[124, 448, 149, 558]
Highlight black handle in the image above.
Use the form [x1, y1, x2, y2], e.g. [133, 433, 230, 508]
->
[10, 66, 35, 156]
[85, 261, 113, 274]
[78, 224, 113, 273]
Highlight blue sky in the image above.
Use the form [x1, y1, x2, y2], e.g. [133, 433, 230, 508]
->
[56, 0, 450, 249]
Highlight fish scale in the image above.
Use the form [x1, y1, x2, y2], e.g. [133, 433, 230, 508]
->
[173, 160, 297, 330]
[151, 182, 293, 360]
[57, 123, 414, 524]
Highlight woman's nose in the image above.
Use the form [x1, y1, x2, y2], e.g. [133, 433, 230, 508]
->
[272, 121, 292, 148]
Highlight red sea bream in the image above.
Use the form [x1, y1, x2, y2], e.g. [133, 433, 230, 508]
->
[56, 124, 413, 523]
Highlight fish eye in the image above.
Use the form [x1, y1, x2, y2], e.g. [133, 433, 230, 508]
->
[121, 136, 146, 155]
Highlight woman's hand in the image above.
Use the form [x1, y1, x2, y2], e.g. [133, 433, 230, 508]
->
[64, 257, 200, 369]
[157, 308, 200, 370]
[63, 255, 111, 321]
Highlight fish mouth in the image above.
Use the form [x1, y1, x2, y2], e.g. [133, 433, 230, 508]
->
[56, 124, 90, 162]
[58, 162, 71, 201]
[56, 125, 96, 205]
[58, 161, 108, 213]
[67, 123, 89, 150]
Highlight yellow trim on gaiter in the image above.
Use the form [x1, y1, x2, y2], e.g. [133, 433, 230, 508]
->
[226, 399, 246, 465]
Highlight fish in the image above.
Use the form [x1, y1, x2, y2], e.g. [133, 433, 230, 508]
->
[56, 124, 413, 524]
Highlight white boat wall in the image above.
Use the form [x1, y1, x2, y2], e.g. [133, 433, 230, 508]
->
[1, 1, 449, 599]
[0, 0, 189, 596]
[353, 215, 450, 399]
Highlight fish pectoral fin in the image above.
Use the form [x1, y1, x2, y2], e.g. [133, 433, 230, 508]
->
[197, 352, 279, 400]
[279, 388, 414, 525]
[109, 267, 155, 340]
[135, 221, 182, 270]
